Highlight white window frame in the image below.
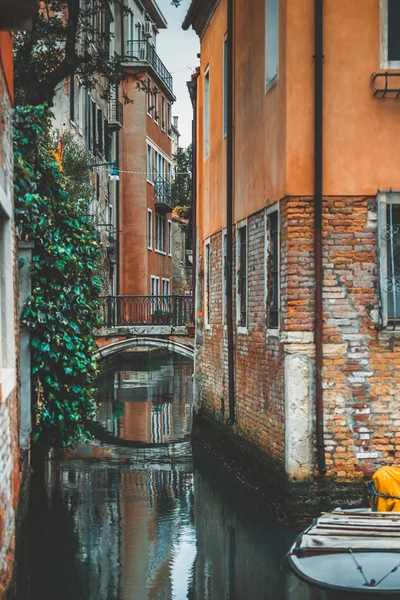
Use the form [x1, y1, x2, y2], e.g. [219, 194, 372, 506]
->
[161, 96, 166, 131]
[147, 77, 152, 117]
[168, 219, 172, 256]
[147, 144, 153, 184]
[155, 213, 166, 254]
[265, 0, 279, 92]
[204, 67, 210, 158]
[204, 238, 211, 330]
[162, 278, 170, 296]
[265, 203, 280, 336]
[377, 191, 400, 328]
[154, 86, 159, 124]
[236, 219, 248, 334]
[380, 0, 400, 69]
[147, 209, 153, 250]
[151, 275, 160, 296]
[167, 103, 172, 136]
[0, 186, 16, 402]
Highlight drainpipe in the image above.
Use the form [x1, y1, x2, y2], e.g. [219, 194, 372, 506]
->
[226, 0, 235, 425]
[187, 73, 198, 312]
[314, 0, 326, 475]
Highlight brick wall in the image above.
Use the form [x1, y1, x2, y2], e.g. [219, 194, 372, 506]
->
[0, 60, 21, 596]
[200, 195, 400, 485]
[201, 211, 286, 467]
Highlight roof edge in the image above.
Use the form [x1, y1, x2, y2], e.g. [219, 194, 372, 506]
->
[182, 0, 220, 38]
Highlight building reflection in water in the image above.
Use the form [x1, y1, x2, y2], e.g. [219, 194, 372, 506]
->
[12, 349, 359, 600]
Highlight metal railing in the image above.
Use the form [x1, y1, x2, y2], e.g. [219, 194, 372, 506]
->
[108, 100, 123, 126]
[154, 175, 173, 207]
[102, 295, 193, 327]
[124, 40, 173, 94]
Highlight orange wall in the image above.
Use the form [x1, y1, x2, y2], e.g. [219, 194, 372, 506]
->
[197, 0, 400, 243]
[196, 0, 287, 242]
[0, 33, 13, 102]
[119, 73, 173, 295]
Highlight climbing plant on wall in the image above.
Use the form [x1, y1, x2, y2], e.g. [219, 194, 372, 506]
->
[14, 104, 102, 447]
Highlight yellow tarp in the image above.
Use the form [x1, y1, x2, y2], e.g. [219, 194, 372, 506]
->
[373, 466, 400, 512]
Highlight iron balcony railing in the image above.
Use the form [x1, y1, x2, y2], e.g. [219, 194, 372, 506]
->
[108, 100, 123, 127]
[102, 295, 193, 327]
[124, 40, 173, 94]
[154, 175, 173, 209]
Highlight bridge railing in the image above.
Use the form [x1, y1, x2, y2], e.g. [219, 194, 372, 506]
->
[102, 295, 193, 327]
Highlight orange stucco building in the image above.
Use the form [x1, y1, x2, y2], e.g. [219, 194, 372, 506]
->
[117, 1, 175, 297]
[185, 0, 400, 512]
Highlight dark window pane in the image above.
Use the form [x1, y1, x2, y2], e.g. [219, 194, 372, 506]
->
[268, 212, 279, 329]
[386, 203, 400, 319]
[388, 0, 400, 61]
[240, 226, 247, 327]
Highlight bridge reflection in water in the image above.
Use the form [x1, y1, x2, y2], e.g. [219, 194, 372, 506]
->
[11, 350, 351, 600]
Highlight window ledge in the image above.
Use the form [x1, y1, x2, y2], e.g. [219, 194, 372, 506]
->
[267, 328, 280, 338]
[205, 324, 211, 331]
[155, 249, 166, 256]
[0, 368, 16, 403]
[148, 246, 152, 251]
[237, 326, 248, 335]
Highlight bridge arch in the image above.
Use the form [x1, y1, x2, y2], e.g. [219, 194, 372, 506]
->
[95, 336, 195, 361]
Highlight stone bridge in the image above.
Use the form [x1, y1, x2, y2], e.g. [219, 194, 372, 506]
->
[96, 295, 195, 360]
[95, 325, 195, 360]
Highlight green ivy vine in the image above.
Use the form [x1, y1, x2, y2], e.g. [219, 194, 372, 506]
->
[14, 105, 102, 447]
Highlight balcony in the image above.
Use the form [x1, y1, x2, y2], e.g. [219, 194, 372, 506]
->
[108, 100, 123, 129]
[123, 40, 173, 95]
[154, 176, 173, 213]
[102, 295, 193, 327]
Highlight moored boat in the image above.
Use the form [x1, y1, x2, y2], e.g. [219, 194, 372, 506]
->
[288, 510, 400, 595]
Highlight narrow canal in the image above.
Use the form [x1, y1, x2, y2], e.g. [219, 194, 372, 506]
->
[10, 350, 380, 600]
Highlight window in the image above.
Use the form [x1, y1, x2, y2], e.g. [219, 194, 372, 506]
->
[77, 83, 84, 134]
[155, 214, 166, 253]
[237, 224, 247, 329]
[204, 239, 211, 327]
[377, 192, 400, 327]
[91, 101, 97, 154]
[69, 75, 75, 122]
[147, 77, 152, 114]
[154, 86, 159, 123]
[223, 37, 228, 138]
[381, 0, 400, 68]
[161, 96, 166, 130]
[151, 275, 160, 296]
[147, 145, 152, 182]
[266, 208, 280, 329]
[97, 107, 103, 156]
[265, 0, 278, 90]
[162, 278, 170, 296]
[204, 68, 210, 157]
[0, 191, 16, 401]
[148, 209, 152, 250]
[85, 90, 91, 151]
[167, 103, 172, 134]
[168, 220, 172, 256]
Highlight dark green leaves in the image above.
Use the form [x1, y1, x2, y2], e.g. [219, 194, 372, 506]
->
[14, 104, 102, 448]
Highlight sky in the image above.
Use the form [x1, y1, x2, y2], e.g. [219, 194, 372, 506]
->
[156, 1, 199, 149]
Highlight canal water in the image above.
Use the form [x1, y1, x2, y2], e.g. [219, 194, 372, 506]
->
[10, 350, 384, 600]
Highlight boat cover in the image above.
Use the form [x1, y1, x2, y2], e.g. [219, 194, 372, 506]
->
[298, 511, 400, 551]
[373, 466, 400, 512]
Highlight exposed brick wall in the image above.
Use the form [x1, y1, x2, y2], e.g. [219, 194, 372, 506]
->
[0, 63, 20, 597]
[200, 195, 400, 484]
[201, 211, 286, 466]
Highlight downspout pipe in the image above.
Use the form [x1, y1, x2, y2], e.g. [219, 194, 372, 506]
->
[226, 0, 235, 425]
[314, 0, 326, 475]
